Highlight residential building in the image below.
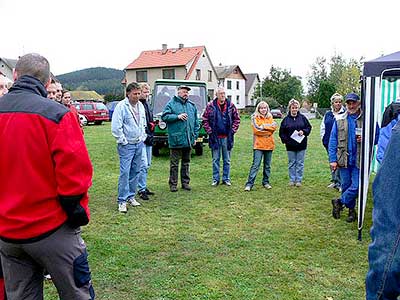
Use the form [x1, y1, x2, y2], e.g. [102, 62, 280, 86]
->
[215, 65, 246, 109]
[244, 73, 260, 106]
[124, 44, 218, 98]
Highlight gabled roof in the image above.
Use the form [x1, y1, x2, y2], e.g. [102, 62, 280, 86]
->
[0, 57, 17, 70]
[244, 73, 260, 95]
[364, 51, 400, 77]
[125, 46, 205, 70]
[214, 65, 246, 80]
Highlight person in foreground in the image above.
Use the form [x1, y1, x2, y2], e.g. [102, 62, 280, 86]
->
[244, 101, 277, 191]
[202, 87, 240, 186]
[366, 120, 400, 300]
[329, 93, 362, 223]
[162, 85, 199, 192]
[279, 99, 312, 187]
[0, 53, 95, 299]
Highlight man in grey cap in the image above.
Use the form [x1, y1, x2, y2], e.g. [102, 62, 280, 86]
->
[162, 85, 199, 192]
[328, 92, 362, 223]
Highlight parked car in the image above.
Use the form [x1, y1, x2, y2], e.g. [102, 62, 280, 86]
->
[150, 79, 209, 156]
[106, 101, 120, 121]
[271, 109, 283, 118]
[73, 101, 109, 125]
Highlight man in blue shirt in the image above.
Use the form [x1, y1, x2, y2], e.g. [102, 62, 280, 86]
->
[328, 93, 362, 223]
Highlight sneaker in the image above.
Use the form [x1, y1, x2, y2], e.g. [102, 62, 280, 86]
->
[170, 185, 178, 192]
[244, 185, 251, 191]
[222, 180, 232, 186]
[346, 208, 356, 223]
[145, 188, 155, 195]
[332, 198, 343, 219]
[327, 182, 336, 188]
[295, 182, 302, 187]
[182, 183, 191, 191]
[118, 202, 127, 213]
[127, 198, 141, 207]
[138, 191, 149, 200]
[288, 182, 295, 187]
[44, 273, 52, 281]
[263, 183, 272, 189]
[211, 180, 219, 187]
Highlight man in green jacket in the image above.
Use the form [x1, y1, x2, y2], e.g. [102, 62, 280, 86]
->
[162, 85, 199, 192]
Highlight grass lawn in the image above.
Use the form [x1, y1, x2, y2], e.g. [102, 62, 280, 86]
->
[45, 117, 373, 299]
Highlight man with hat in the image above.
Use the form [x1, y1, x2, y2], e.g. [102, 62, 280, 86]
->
[328, 92, 362, 223]
[162, 85, 199, 192]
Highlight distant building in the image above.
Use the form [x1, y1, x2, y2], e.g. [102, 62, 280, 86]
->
[124, 44, 218, 98]
[0, 57, 17, 81]
[244, 73, 260, 107]
[215, 65, 246, 109]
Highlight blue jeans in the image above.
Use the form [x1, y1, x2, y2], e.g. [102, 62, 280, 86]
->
[137, 145, 152, 192]
[212, 138, 231, 183]
[287, 150, 305, 183]
[339, 166, 359, 209]
[366, 123, 400, 300]
[246, 150, 272, 187]
[117, 142, 143, 203]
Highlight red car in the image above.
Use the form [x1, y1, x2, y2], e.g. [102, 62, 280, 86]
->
[74, 101, 109, 125]
[271, 109, 283, 118]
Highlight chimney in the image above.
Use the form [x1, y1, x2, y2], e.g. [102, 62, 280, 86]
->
[178, 43, 184, 49]
[162, 44, 168, 54]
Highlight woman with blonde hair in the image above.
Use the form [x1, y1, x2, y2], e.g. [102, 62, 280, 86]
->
[244, 101, 278, 191]
[279, 99, 312, 187]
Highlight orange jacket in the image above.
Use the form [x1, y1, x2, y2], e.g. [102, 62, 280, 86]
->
[251, 114, 278, 150]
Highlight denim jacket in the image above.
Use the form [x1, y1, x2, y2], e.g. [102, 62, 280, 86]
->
[111, 98, 147, 145]
[366, 121, 400, 299]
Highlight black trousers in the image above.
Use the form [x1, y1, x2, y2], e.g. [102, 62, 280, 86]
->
[169, 148, 191, 187]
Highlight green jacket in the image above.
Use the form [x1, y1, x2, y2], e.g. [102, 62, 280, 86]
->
[161, 96, 199, 148]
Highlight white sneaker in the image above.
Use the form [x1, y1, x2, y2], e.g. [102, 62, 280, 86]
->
[118, 202, 127, 213]
[263, 184, 272, 189]
[244, 186, 251, 191]
[327, 183, 336, 188]
[128, 198, 141, 207]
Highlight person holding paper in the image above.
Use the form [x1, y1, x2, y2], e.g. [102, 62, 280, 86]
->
[279, 99, 312, 187]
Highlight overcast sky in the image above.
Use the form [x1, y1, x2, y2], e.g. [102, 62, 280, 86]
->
[2, 0, 399, 83]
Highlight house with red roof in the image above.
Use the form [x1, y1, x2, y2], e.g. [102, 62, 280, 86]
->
[124, 44, 218, 98]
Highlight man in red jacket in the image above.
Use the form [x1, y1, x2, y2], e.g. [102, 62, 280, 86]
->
[0, 53, 95, 299]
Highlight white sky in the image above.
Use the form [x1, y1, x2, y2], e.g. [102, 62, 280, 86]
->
[1, 0, 399, 83]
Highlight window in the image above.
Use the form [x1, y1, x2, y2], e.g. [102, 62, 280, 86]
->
[82, 104, 93, 110]
[227, 80, 232, 90]
[236, 81, 239, 89]
[227, 95, 232, 101]
[136, 70, 147, 82]
[208, 70, 212, 82]
[95, 103, 107, 110]
[162, 69, 175, 79]
[236, 95, 240, 105]
[208, 89, 214, 100]
[196, 69, 201, 80]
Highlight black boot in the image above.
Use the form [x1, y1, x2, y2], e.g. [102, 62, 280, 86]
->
[346, 208, 356, 223]
[331, 198, 344, 219]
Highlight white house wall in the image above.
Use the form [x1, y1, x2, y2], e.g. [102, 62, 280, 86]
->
[187, 52, 218, 96]
[224, 78, 246, 109]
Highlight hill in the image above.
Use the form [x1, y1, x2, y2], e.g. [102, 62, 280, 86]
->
[57, 67, 124, 97]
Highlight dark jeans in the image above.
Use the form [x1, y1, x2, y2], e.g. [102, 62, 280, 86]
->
[169, 148, 191, 187]
[246, 150, 272, 187]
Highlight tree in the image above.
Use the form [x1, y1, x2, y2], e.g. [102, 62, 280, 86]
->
[307, 56, 329, 102]
[316, 80, 336, 108]
[261, 66, 303, 106]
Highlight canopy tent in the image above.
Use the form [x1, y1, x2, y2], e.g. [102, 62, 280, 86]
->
[359, 51, 400, 240]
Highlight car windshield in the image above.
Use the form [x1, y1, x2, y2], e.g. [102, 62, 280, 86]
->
[152, 84, 207, 116]
[95, 103, 107, 110]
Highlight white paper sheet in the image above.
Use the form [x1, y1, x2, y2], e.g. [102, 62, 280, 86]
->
[290, 130, 305, 143]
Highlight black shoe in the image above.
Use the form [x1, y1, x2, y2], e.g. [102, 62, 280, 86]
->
[170, 186, 178, 192]
[145, 188, 155, 195]
[139, 191, 149, 200]
[182, 184, 191, 191]
[332, 198, 344, 219]
[346, 208, 356, 223]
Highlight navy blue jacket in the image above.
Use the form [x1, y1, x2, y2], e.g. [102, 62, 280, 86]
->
[279, 113, 312, 151]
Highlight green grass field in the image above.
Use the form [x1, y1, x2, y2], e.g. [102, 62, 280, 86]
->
[45, 117, 373, 299]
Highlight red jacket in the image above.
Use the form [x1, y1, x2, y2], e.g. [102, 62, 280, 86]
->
[0, 75, 93, 241]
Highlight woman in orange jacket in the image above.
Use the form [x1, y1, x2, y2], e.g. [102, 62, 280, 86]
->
[244, 101, 278, 191]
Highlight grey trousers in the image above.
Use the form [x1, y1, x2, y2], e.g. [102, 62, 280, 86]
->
[169, 148, 191, 187]
[0, 223, 95, 300]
